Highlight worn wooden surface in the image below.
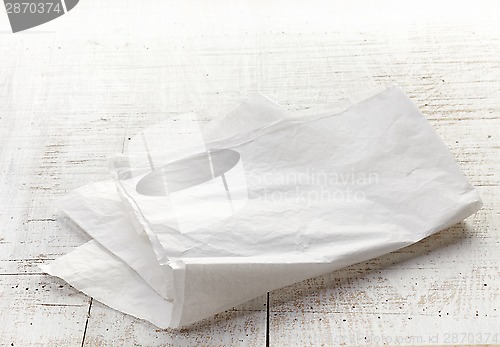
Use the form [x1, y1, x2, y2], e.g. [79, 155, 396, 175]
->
[0, 0, 499, 345]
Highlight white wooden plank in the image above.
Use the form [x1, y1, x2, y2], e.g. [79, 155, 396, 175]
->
[82, 298, 267, 347]
[0, 274, 90, 346]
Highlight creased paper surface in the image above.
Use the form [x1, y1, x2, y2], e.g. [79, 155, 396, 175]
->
[41, 86, 482, 328]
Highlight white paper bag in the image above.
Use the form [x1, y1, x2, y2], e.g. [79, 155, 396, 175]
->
[42, 86, 482, 328]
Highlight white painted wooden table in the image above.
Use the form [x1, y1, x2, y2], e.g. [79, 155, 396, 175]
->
[1, 1, 499, 345]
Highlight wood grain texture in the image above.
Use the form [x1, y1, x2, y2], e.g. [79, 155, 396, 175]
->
[0, 0, 498, 345]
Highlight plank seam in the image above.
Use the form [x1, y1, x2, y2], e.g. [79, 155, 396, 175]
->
[80, 298, 93, 347]
[266, 292, 270, 347]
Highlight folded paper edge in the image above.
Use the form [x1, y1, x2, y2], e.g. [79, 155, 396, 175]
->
[39, 240, 175, 329]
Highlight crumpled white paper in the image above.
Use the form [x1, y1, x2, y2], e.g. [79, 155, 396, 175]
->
[41, 86, 482, 328]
